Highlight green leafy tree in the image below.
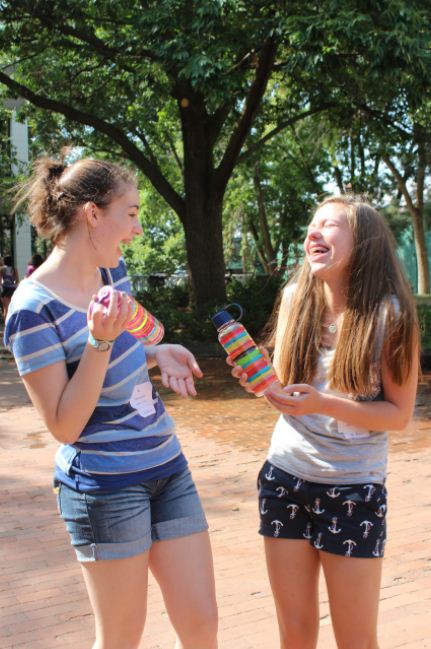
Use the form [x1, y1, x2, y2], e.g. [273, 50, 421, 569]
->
[122, 182, 186, 278]
[224, 119, 330, 276]
[319, 96, 431, 295]
[1, 0, 431, 305]
[0, 0, 286, 309]
[299, 2, 431, 292]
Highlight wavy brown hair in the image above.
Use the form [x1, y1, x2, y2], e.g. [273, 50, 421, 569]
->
[270, 195, 418, 394]
[13, 157, 135, 244]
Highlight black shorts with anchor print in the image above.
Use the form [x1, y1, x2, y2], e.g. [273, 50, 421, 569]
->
[258, 461, 387, 558]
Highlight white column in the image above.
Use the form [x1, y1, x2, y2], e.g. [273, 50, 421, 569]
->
[10, 109, 31, 279]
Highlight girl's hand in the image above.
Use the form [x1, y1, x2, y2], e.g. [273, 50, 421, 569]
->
[227, 359, 253, 393]
[264, 383, 325, 416]
[226, 346, 271, 396]
[154, 344, 203, 398]
[87, 290, 132, 341]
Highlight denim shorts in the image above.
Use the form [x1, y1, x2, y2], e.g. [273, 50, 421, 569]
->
[55, 467, 208, 562]
[258, 461, 387, 558]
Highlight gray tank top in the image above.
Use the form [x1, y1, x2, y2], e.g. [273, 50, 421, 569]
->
[267, 290, 389, 485]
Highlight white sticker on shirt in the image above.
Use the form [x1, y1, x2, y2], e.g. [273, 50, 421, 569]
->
[130, 382, 156, 417]
[337, 421, 371, 439]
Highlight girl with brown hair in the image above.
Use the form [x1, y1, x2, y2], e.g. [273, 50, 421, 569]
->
[4, 157, 218, 649]
[231, 195, 419, 649]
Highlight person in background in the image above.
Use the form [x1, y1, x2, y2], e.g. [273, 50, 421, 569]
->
[0, 253, 19, 321]
[5, 156, 218, 649]
[25, 252, 45, 278]
[229, 194, 418, 649]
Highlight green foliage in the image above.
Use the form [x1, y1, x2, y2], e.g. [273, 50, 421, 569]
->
[223, 118, 330, 273]
[380, 201, 413, 245]
[133, 273, 283, 345]
[226, 274, 283, 339]
[134, 284, 214, 344]
[417, 303, 431, 353]
[1, 0, 431, 302]
[121, 182, 186, 276]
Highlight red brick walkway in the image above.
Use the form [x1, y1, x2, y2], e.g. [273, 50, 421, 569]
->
[0, 358, 430, 648]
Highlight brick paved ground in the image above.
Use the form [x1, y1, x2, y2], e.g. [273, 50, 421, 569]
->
[0, 357, 430, 649]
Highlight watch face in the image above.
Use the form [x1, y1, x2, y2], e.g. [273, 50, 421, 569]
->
[97, 340, 111, 352]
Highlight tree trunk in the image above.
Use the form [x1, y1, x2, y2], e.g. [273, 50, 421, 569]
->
[177, 86, 227, 309]
[248, 221, 270, 273]
[183, 197, 226, 309]
[409, 207, 430, 294]
[254, 166, 276, 272]
[333, 165, 344, 193]
[382, 152, 430, 294]
[240, 208, 250, 273]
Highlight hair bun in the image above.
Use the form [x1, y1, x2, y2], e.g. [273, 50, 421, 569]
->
[47, 162, 66, 180]
[33, 158, 66, 183]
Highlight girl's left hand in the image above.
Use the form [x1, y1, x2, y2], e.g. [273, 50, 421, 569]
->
[154, 344, 203, 398]
[265, 383, 325, 416]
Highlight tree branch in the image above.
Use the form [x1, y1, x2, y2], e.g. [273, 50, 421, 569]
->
[0, 71, 185, 219]
[215, 37, 277, 195]
[381, 153, 417, 217]
[208, 102, 231, 149]
[414, 124, 427, 217]
[238, 103, 337, 164]
[32, 10, 158, 64]
[163, 130, 183, 172]
[353, 102, 412, 139]
[333, 165, 345, 194]
[289, 125, 322, 193]
[0, 50, 49, 72]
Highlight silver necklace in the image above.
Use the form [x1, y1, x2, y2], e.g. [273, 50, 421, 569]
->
[323, 322, 338, 334]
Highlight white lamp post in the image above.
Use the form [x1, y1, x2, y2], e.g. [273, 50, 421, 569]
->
[4, 97, 31, 279]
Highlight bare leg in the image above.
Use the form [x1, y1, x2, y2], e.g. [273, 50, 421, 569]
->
[320, 551, 383, 649]
[80, 551, 150, 649]
[1, 296, 10, 321]
[264, 538, 321, 649]
[149, 531, 218, 649]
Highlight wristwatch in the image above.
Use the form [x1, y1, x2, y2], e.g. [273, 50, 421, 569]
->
[87, 332, 114, 352]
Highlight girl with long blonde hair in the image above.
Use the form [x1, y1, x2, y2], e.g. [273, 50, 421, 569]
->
[231, 195, 419, 649]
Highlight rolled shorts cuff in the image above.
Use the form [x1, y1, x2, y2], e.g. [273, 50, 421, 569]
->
[74, 514, 208, 562]
[75, 533, 152, 562]
[152, 513, 209, 542]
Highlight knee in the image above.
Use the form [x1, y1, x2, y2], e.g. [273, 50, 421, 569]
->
[279, 618, 318, 649]
[177, 600, 218, 644]
[93, 635, 142, 649]
[93, 618, 145, 649]
[336, 636, 379, 649]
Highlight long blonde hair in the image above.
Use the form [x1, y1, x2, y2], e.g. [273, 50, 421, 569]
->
[270, 195, 418, 394]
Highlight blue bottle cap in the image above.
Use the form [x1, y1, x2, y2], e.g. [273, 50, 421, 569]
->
[211, 303, 243, 329]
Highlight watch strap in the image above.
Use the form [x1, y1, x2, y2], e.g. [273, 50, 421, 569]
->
[88, 332, 114, 352]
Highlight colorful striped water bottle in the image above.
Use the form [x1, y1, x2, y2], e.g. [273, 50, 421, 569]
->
[95, 285, 164, 344]
[212, 303, 278, 395]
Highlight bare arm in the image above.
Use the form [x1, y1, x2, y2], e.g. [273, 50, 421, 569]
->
[317, 348, 418, 431]
[145, 343, 203, 397]
[144, 344, 158, 369]
[21, 292, 131, 444]
[23, 345, 111, 443]
[265, 336, 419, 432]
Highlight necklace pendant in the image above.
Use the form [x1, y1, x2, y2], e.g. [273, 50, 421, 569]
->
[328, 323, 337, 334]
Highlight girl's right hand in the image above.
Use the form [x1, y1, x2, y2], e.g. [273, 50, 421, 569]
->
[87, 290, 132, 341]
[226, 346, 271, 395]
[228, 358, 253, 393]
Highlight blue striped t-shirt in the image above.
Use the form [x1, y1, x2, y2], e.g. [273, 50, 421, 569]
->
[4, 260, 186, 492]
